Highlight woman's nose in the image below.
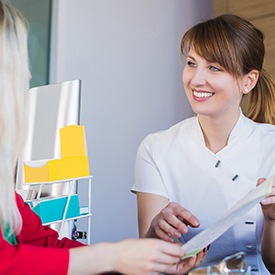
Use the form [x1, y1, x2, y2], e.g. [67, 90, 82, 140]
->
[191, 68, 207, 86]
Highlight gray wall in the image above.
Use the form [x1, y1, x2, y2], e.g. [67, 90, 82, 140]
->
[50, 0, 213, 243]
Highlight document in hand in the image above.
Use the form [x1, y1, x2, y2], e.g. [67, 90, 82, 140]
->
[182, 176, 274, 259]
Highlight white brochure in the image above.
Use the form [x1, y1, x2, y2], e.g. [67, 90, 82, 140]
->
[182, 176, 274, 259]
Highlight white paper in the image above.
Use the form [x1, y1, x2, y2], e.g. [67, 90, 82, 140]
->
[181, 176, 274, 259]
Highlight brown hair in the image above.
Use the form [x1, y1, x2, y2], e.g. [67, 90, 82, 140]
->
[180, 14, 275, 124]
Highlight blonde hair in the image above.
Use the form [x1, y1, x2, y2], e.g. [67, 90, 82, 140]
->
[0, 1, 29, 237]
[180, 14, 275, 124]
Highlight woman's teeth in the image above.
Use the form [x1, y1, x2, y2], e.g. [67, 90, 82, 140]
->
[193, 91, 213, 98]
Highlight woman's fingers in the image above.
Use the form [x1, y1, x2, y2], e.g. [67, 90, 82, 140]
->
[155, 202, 200, 240]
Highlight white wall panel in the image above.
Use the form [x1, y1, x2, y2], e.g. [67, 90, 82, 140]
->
[50, 0, 213, 243]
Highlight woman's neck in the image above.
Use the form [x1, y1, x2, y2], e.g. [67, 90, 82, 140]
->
[198, 111, 240, 153]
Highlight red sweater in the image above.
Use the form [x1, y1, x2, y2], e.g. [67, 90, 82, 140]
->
[0, 193, 84, 274]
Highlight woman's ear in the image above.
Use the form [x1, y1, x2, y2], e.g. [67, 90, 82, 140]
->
[243, 70, 259, 94]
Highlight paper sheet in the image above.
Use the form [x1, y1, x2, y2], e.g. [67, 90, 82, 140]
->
[181, 176, 274, 259]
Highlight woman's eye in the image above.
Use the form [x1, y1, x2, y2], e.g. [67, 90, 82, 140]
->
[209, 65, 221, 72]
[187, 61, 196, 67]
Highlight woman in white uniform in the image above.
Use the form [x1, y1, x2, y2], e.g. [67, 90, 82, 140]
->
[132, 14, 275, 274]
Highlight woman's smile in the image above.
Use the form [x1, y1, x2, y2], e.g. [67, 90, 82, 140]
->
[193, 89, 214, 99]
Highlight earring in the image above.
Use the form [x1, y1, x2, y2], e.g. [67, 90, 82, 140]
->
[244, 88, 248, 93]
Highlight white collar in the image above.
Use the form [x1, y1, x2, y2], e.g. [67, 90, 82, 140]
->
[193, 110, 254, 149]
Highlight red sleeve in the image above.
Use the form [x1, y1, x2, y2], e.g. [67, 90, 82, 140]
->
[0, 193, 86, 275]
[16, 193, 85, 249]
[0, 233, 69, 275]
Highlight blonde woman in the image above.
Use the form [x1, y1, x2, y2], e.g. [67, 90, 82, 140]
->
[0, 1, 197, 274]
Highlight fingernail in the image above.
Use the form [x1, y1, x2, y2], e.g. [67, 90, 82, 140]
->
[261, 198, 268, 205]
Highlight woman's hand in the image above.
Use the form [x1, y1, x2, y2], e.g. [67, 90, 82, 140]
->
[110, 238, 185, 275]
[257, 178, 275, 221]
[110, 238, 207, 275]
[257, 177, 275, 274]
[135, 194, 207, 274]
[150, 202, 200, 243]
[168, 248, 208, 275]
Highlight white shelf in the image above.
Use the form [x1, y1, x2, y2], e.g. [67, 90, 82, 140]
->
[42, 213, 93, 226]
[23, 175, 93, 186]
[25, 176, 93, 244]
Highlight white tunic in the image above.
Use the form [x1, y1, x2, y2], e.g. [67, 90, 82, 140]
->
[132, 112, 275, 274]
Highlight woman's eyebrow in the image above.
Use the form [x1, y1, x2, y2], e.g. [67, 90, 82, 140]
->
[186, 55, 195, 60]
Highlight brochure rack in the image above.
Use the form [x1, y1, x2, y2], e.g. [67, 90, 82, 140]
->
[23, 175, 93, 245]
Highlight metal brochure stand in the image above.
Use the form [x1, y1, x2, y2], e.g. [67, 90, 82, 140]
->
[24, 175, 93, 245]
